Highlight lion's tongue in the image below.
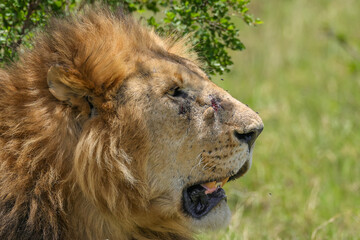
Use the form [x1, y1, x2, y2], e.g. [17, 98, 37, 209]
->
[201, 177, 229, 194]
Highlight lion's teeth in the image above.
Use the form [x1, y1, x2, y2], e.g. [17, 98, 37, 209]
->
[201, 177, 230, 192]
[202, 181, 216, 189]
[201, 177, 230, 195]
[221, 177, 230, 187]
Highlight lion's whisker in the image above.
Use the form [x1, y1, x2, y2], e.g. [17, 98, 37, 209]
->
[190, 153, 203, 174]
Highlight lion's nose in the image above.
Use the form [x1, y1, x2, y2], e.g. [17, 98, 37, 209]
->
[233, 127, 263, 150]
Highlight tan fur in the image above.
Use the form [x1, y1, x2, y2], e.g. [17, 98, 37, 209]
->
[0, 6, 263, 240]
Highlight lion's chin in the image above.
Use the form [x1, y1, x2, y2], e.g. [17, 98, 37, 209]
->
[189, 200, 231, 230]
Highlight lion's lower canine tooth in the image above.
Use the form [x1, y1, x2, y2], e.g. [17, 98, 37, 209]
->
[221, 177, 230, 187]
[202, 181, 216, 189]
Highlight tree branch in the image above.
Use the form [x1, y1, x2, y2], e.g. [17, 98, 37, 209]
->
[9, 0, 41, 51]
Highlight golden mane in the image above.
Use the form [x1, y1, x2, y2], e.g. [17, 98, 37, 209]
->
[0, 7, 196, 239]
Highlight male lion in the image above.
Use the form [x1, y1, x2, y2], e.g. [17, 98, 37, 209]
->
[0, 7, 263, 240]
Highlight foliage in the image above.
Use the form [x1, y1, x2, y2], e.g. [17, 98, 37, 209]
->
[0, 0, 261, 75]
[0, 0, 78, 64]
[127, 0, 263, 75]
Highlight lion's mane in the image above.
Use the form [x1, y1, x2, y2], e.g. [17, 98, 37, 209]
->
[0, 7, 196, 240]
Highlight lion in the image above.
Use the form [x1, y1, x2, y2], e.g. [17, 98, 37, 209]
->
[0, 6, 263, 240]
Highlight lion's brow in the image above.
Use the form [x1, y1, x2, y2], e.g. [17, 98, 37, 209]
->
[150, 49, 204, 80]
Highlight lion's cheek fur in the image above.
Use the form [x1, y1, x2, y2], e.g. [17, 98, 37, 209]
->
[69, 110, 151, 235]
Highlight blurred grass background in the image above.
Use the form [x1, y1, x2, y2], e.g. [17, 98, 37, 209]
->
[198, 0, 360, 239]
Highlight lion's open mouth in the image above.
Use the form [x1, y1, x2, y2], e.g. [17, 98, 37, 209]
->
[182, 161, 250, 219]
[182, 178, 228, 219]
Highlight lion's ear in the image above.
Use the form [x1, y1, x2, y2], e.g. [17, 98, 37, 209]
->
[47, 66, 84, 104]
[47, 66, 94, 116]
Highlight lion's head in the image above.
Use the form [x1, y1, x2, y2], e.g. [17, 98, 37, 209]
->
[0, 7, 263, 240]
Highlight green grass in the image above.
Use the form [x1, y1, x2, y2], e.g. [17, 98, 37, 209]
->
[198, 0, 360, 239]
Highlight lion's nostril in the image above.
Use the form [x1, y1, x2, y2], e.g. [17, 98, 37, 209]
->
[234, 131, 255, 143]
[233, 127, 263, 150]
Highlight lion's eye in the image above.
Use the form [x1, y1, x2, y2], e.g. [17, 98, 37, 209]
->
[167, 87, 184, 97]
